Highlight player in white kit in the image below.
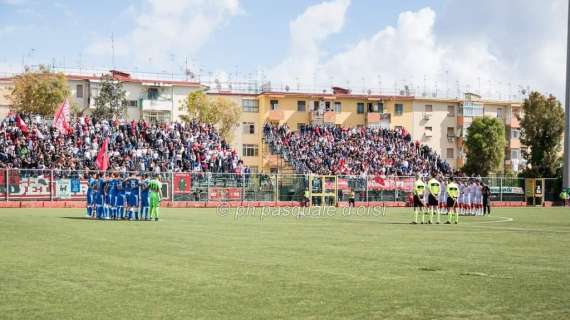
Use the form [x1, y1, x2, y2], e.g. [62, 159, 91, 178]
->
[439, 178, 447, 214]
[473, 181, 483, 216]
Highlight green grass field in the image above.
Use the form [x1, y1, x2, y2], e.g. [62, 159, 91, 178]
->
[1, 207, 569, 320]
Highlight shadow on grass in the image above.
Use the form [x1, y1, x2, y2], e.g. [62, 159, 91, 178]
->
[61, 217, 153, 222]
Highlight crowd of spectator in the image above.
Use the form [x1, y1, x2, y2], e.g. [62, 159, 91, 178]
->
[264, 123, 452, 177]
[0, 113, 247, 175]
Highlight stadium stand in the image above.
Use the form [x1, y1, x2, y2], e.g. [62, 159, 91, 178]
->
[263, 123, 452, 177]
[0, 113, 247, 174]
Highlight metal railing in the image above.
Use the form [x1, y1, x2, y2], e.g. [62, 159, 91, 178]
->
[0, 169, 561, 205]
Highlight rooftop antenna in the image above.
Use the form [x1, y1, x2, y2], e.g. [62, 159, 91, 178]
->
[111, 33, 116, 69]
[477, 77, 481, 96]
[185, 56, 188, 81]
[445, 69, 449, 98]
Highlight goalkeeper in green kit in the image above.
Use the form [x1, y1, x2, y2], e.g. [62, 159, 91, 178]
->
[149, 176, 162, 221]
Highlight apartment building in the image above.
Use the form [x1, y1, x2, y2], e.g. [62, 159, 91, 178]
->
[0, 70, 523, 173]
[66, 70, 205, 122]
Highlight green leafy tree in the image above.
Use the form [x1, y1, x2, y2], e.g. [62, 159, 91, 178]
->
[8, 66, 70, 116]
[463, 116, 506, 176]
[92, 74, 127, 120]
[180, 91, 241, 141]
[519, 91, 564, 178]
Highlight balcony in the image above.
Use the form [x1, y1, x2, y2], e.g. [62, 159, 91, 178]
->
[268, 110, 284, 121]
[309, 111, 335, 124]
[323, 111, 336, 123]
[141, 99, 173, 111]
[366, 113, 391, 124]
[457, 116, 464, 126]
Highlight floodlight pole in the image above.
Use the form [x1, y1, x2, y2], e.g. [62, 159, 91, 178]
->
[564, 0, 570, 189]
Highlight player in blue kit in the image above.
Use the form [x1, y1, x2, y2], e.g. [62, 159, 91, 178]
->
[103, 176, 113, 220]
[94, 173, 107, 219]
[124, 174, 140, 220]
[107, 174, 119, 220]
[86, 172, 96, 217]
[114, 174, 126, 220]
[140, 174, 150, 221]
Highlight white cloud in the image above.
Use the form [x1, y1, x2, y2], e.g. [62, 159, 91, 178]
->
[0, 0, 27, 6]
[270, 0, 567, 100]
[269, 0, 351, 84]
[87, 0, 242, 70]
[0, 25, 16, 37]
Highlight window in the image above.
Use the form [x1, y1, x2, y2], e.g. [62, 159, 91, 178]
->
[511, 128, 520, 139]
[511, 149, 521, 160]
[248, 166, 258, 173]
[147, 87, 159, 100]
[143, 111, 170, 123]
[378, 103, 384, 114]
[497, 108, 503, 119]
[357, 103, 365, 114]
[447, 127, 455, 137]
[122, 100, 138, 107]
[447, 105, 455, 117]
[297, 101, 306, 112]
[241, 99, 259, 112]
[334, 101, 342, 113]
[76, 84, 83, 98]
[462, 101, 484, 117]
[367, 103, 374, 112]
[242, 122, 255, 134]
[270, 100, 279, 110]
[242, 144, 259, 157]
[425, 105, 433, 113]
[446, 148, 455, 159]
[425, 126, 433, 132]
[395, 104, 403, 115]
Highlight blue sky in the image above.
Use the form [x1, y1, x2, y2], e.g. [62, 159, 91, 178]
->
[0, 0, 567, 99]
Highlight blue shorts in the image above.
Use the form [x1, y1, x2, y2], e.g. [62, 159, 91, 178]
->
[126, 193, 139, 206]
[105, 194, 113, 205]
[86, 191, 93, 205]
[114, 193, 125, 207]
[95, 193, 104, 206]
[140, 193, 149, 207]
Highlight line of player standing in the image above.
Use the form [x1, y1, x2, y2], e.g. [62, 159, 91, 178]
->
[412, 175, 491, 224]
[85, 173, 163, 221]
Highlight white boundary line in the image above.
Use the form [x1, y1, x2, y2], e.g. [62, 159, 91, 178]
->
[463, 216, 514, 225]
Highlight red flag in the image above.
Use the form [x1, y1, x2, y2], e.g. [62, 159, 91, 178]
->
[53, 99, 70, 134]
[374, 176, 385, 186]
[16, 115, 29, 134]
[95, 138, 110, 171]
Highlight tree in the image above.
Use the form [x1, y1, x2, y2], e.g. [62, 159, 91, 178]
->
[463, 116, 506, 176]
[92, 74, 127, 120]
[519, 92, 564, 178]
[180, 91, 241, 141]
[210, 96, 242, 141]
[8, 66, 70, 116]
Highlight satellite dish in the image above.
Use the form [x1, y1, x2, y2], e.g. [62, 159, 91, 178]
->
[285, 85, 290, 92]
